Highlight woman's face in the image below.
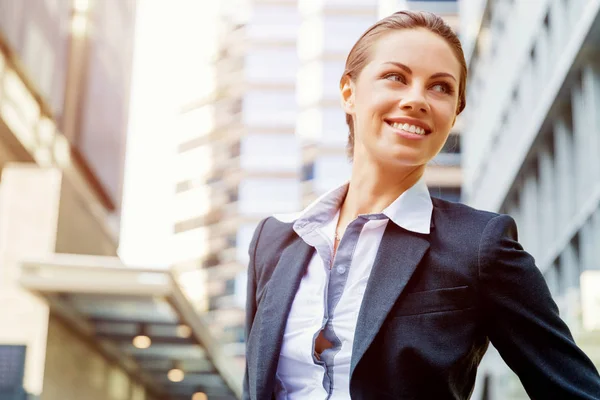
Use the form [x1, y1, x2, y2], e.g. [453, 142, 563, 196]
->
[342, 28, 461, 168]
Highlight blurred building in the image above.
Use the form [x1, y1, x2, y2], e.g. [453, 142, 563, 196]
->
[400, 0, 462, 202]
[173, 0, 304, 373]
[460, 0, 600, 398]
[296, 0, 378, 206]
[0, 1, 238, 400]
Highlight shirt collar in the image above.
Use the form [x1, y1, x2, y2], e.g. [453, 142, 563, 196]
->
[382, 176, 433, 234]
[274, 176, 433, 235]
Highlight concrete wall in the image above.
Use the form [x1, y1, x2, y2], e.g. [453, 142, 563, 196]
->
[0, 166, 62, 396]
[55, 166, 119, 256]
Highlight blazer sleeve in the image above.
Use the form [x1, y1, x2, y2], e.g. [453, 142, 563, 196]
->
[479, 214, 600, 399]
[243, 218, 268, 400]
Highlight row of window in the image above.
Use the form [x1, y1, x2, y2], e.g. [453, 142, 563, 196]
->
[464, 0, 587, 204]
[0, 345, 26, 396]
[499, 60, 600, 297]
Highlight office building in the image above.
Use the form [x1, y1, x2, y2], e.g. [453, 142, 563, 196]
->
[164, 0, 303, 388]
[0, 1, 239, 399]
[460, 0, 600, 398]
[296, 0, 378, 206]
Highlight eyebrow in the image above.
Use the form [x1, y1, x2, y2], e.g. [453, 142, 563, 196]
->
[383, 61, 457, 83]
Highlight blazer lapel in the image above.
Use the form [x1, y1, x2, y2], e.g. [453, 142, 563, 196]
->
[350, 222, 431, 378]
[254, 235, 314, 399]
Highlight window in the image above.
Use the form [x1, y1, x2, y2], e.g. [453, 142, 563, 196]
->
[240, 134, 300, 172]
[571, 234, 582, 275]
[176, 105, 215, 143]
[173, 186, 211, 223]
[319, 0, 378, 7]
[172, 227, 209, 262]
[409, 0, 458, 14]
[226, 234, 237, 249]
[230, 142, 241, 158]
[553, 259, 564, 295]
[322, 108, 349, 145]
[297, 107, 348, 144]
[228, 188, 238, 203]
[245, 48, 298, 84]
[238, 178, 301, 215]
[313, 156, 351, 194]
[236, 223, 258, 264]
[0, 345, 26, 396]
[224, 278, 236, 295]
[302, 163, 315, 181]
[246, 4, 299, 42]
[323, 15, 375, 53]
[242, 91, 297, 127]
[203, 253, 220, 268]
[322, 61, 345, 98]
[175, 145, 213, 182]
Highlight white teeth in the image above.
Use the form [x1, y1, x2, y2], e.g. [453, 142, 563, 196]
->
[389, 122, 427, 135]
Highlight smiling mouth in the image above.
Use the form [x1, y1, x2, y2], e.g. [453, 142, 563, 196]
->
[385, 120, 431, 136]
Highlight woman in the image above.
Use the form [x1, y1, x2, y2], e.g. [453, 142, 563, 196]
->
[243, 10, 600, 400]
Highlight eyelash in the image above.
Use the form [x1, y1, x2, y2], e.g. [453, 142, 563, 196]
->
[382, 73, 455, 95]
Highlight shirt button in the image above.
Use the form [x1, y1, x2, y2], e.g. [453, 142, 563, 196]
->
[336, 265, 346, 274]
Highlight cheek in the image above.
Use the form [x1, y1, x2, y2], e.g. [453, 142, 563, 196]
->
[432, 102, 457, 128]
[355, 84, 392, 118]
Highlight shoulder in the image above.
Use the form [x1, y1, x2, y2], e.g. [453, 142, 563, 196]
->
[430, 197, 520, 253]
[431, 197, 504, 231]
[254, 215, 296, 242]
[249, 216, 298, 268]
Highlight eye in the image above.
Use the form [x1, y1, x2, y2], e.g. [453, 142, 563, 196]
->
[383, 73, 406, 83]
[431, 82, 454, 95]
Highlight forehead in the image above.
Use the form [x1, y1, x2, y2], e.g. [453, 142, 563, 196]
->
[369, 28, 461, 77]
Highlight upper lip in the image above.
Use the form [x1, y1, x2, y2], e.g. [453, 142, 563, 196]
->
[384, 117, 432, 134]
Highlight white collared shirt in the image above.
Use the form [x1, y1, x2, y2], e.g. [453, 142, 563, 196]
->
[273, 177, 433, 399]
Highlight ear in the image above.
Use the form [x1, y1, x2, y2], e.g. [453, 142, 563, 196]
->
[340, 75, 355, 115]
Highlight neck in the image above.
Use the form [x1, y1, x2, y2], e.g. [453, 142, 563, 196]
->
[340, 151, 425, 223]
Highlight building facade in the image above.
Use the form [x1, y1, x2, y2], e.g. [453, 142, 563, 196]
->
[460, 0, 600, 398]
[163, 0, 303, 378]
[401, 0, 462, 202]
[0, 0, 142, 398]
[296, 0, 378, 206]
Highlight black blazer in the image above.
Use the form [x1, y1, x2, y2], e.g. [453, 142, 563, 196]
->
[243, 197, 600, 399]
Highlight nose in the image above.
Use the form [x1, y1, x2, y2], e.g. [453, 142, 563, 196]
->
[398, 86, 429, 114]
